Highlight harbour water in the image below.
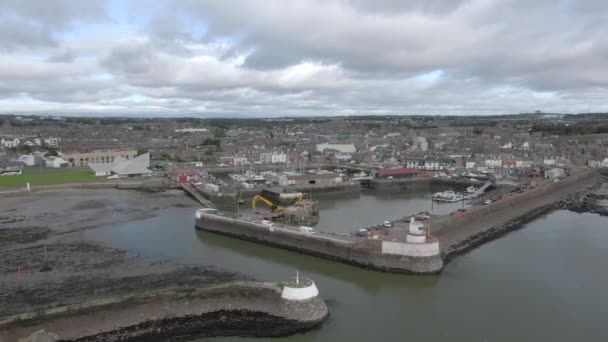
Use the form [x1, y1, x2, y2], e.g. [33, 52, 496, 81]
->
[85, 192, 608, 341]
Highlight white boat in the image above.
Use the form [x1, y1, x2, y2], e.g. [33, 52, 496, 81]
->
[466, 186, 477, 193]
[433, 191, 464, 202]
[252, 175, 266, 182]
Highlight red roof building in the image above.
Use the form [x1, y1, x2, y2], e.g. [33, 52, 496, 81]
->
[376, 168, 419, 179]
[171, 169, 198, 184]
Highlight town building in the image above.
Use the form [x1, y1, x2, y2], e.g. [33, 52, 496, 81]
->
[588, 158, 608, 168]
[286, 173, 342, 187]
[412, 136, 429, 151]
[545, 168, 566, 180]
[376, 168, 419, 179]
[333, 152, 352, 162]
[171, 169, 198, 183]
[484, 158, 503, 168]
[44, 156, 68, 168]
[271, 151, 287, 164]
[44, 138, 60, 147]
[1, 138, 20, 148]
[61, 149, 138, 167]
[18, 154, 45, 167]
[315, 143, 356, 154]
[88, 153, 152, 178]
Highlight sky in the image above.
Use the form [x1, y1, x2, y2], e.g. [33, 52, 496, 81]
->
[0, 0, 607, 117]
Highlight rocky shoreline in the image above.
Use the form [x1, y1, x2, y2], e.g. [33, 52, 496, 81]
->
[557, 179, 608, 216]
[2, 283, 328, 342]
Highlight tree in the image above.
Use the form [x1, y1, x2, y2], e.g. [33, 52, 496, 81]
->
[202, 137, 221, 147]
[213, 128, 226, 138]
[45, 147, 58, 157]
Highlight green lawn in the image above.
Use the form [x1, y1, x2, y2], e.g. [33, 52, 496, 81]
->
[0, 169, 96, 187]
[557, 133, 608, 142]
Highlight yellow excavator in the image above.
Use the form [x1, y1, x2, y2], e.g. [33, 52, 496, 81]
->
[252, 194, 284, 212]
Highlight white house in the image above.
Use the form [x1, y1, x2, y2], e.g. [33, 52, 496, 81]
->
[1, 138, 20, 148]
[271, 152, 287, 164]
[543, 158, 557, 166]
[485, 159, 503, 168]
[44, 138, 60, 147]
[465, 161, 477, 169]
[588, 158, 608, 168]
[44, 156, 67, 168]
[334, 152, 352, 162]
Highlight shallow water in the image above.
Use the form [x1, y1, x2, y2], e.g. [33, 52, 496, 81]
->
[85, 192, 608, 342]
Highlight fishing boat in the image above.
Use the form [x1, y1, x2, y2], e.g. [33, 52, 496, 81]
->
[432, 191, 464, 202]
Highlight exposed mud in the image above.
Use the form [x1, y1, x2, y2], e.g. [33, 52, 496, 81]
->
[0, 189, 242, 321]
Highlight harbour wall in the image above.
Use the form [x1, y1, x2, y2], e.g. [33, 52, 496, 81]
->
[195, 213, 443, 274]
[0, 178, 177, 197]
[369, 177, 482, 192]
[1, 282, 328, 341]
[198, 182, 361, 210]
[205, 163, 374, 175]
[433, 168, 603, 259]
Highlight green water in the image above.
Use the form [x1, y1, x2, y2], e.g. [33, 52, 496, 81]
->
[86, 192, 608, 341]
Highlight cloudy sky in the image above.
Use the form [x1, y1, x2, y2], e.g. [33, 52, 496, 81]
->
[1, 0, 607, 117]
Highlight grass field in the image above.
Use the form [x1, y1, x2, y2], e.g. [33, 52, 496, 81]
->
[557, 133, 608, 142]
[0, 168, 96, 187]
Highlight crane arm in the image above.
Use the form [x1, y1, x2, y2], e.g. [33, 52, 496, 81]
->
[252, 194, 284, 211]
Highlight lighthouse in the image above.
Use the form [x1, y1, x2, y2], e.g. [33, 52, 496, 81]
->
[406, 217, 428, 244]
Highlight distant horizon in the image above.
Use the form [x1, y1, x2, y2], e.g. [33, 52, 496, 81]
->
[1, 111, 604, 120]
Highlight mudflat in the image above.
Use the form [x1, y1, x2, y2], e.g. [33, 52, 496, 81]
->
[0, 189, 241, 318]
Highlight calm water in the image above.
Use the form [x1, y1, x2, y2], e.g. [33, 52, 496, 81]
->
[85, 193, 608, 342]
[239, 190, 468, 234]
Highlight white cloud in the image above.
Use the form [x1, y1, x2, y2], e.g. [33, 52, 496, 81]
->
[1, 0, 608, 116]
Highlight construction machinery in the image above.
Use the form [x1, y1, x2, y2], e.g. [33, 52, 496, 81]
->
[252, 194, 284, 212]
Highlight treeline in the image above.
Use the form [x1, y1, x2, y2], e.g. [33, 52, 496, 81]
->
[531, 122, 608, 135]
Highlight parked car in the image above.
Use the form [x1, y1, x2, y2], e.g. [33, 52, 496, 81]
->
[355, 229, 368, 237]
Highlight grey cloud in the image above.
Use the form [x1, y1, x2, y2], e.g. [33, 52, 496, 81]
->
[2, 0, 608, 116]
[0, 16, 56, 50]
[0, 0, 107, 29]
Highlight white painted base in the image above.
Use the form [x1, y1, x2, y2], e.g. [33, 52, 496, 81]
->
[381, 240, 440, 257]
[281, 281, 319, 301]
[406, 234, 427, 243]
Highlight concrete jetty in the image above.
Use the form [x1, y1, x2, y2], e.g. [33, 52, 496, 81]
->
[433, 168, 603, 260]
[180, 182, 216, 208]
[1, 282, 328, 341]
[195, 209, 444, 274]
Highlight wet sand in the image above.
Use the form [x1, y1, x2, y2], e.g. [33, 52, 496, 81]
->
[0, 189, 241, 318]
